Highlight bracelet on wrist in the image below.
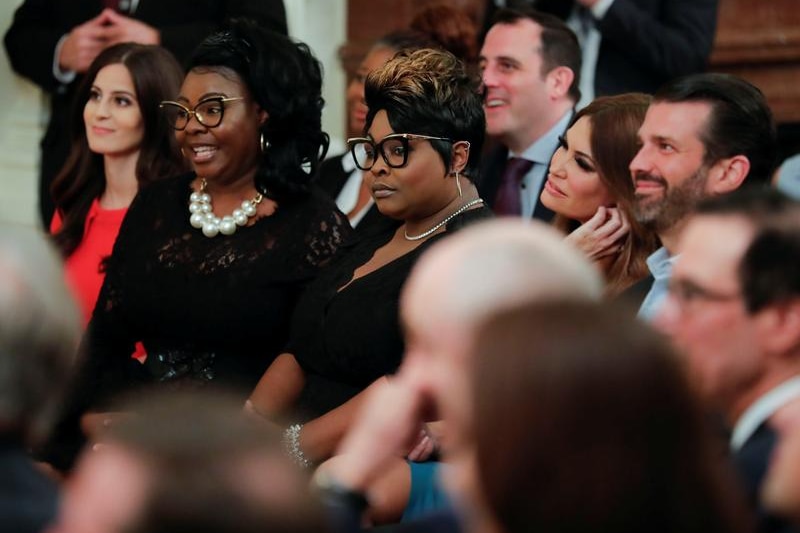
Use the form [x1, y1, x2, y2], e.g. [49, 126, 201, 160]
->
[282, 423, 313, 469]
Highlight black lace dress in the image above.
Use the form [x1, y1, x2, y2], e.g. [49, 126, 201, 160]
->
[73, 172, 351, 407]
[287, 205, 493, 421]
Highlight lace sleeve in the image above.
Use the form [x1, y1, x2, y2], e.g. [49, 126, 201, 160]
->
[305, 203, 352, 270]
[287, 190, 353, 274]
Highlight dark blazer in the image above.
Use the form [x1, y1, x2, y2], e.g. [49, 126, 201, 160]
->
[0, 441, 59, 533]
[316, 153, 394, 234]
[478, 144, 555, 223]
[733, 423, 798, 533]
[615, 273, 654, 314]
[487, 0, 719, 96]
[3, 0, 287, 227]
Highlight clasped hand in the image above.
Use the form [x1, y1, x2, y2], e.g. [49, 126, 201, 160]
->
[59, 9, 159, 73]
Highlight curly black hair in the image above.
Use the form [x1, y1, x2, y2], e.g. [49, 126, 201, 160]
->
[188, 19, 329, 201]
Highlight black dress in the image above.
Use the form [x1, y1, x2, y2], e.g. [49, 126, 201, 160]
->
[61, 172, 350, 417]
[288, 205, 493, 420]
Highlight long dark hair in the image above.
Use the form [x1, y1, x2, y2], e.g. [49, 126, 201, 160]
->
[187, 19, 329, 201]
[51, 43, 186, 257]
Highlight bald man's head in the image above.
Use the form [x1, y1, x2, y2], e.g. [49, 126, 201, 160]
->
[400, 219, 602, 453]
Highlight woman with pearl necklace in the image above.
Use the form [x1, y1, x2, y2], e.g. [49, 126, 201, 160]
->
[43, 21, 350, 471]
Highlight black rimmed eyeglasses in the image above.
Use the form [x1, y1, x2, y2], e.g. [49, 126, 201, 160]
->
[159, 96, 244, 131]
[347, 133, 455, 171]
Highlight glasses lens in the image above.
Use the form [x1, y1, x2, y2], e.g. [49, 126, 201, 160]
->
[196, 99, 224, 128]
[352, 141, 374, 170]
[163, 104, 189, 130]
[382, 137, 408, 168]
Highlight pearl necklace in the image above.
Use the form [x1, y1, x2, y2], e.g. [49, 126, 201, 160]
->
[188, 179, 263, 238]
[404, 198, 484, 241]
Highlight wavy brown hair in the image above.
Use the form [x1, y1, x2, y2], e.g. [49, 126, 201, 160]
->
[51, 43, 186, 257]
[552, 93, 658, 295]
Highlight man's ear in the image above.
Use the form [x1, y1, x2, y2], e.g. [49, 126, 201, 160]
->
[756, 298, 800, 357]
[450, 141, 471, 175]
[546, 66, 575, 101]
[707, 154, 751, 194]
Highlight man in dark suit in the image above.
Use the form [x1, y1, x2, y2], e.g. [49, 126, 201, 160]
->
[0, 224, 82, 533]
[478, 8, 580, 220]
[4, 0, 287, 228]
[485, 0, 719, 106]
[656, 189, 800, 533]
[624, 73, 776, 319]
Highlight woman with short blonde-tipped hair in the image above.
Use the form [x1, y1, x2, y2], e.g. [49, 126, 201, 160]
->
[247, 47, 492, 470]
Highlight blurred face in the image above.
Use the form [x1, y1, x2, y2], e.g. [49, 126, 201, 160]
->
[655, 215, 762, 418]
[540, 116, 613, 222]
[175, 68, 266, 187]
[480, 20, 550, 152]
[84, 64, 144, 158]
[346, 46, 395, 135]
[400, 257, 473, 456]
[363, 110, 453, 221]
[51, 445, 150, 533]
[629, 102, 714, 232]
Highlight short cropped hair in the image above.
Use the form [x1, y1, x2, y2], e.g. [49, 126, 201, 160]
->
[490, 7, 582, 102]
[654, 73, 777, 184]
[695, 187, 800, 313]
[364, 48, 485, 179]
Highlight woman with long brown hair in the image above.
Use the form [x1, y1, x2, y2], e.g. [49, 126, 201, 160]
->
[540, 93, 659, 296]
[50, 43, 186, 325]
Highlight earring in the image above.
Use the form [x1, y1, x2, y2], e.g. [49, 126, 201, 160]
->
[260, 133, 271, 154]
[454, 169, 463, 197]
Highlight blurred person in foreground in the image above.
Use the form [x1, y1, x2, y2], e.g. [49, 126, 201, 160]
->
[49, 390, 327, 533]
[466, 301, 752, 533]
[0, 223, 81, 533]
[656, 188, 800, 533]
[314, 219, 602, 525]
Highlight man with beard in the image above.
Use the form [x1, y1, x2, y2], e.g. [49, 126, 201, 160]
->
[625, 73, 776, 320]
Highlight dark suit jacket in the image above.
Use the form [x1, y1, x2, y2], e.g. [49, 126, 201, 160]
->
[316, 153, 395, 234]
[478, 144, 555, 223]
[4, 0, 287, 226]
[0, 441, 59, 533]
[490, 0, 718, 96]
[733, 422, 798, 533]
[615, 273, 653, 314]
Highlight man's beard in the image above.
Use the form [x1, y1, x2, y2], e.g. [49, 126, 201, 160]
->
[633, 166, 709, 233]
